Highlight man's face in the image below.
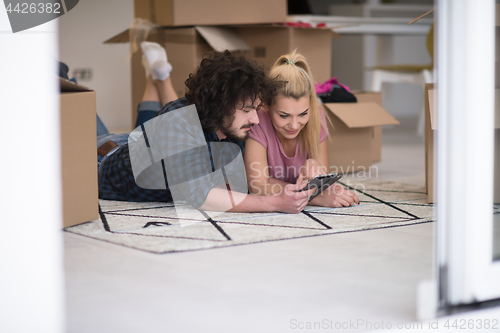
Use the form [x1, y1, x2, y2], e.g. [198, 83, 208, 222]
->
[221, 98, 262, 141]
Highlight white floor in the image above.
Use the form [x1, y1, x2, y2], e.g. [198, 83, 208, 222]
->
[64, 118, 433, 333]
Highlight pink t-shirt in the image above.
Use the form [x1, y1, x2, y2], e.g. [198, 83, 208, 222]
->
[248, 108, 328, 184]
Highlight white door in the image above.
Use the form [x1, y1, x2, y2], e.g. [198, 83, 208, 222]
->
[436, 0, 500, 307]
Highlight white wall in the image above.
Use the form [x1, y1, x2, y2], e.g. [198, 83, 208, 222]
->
[58, 0, 134, 131]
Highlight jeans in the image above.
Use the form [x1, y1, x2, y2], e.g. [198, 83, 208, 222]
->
[97, 101, 162, 169]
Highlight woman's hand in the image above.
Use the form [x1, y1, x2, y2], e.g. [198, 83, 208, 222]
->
[310, 182, 360, 208]
[299, 158, 327, 181]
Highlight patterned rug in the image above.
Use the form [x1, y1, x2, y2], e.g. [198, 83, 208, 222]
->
[65, 180, 434, 254]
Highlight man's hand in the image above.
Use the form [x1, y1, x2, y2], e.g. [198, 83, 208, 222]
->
[273, 175, 315, 214]
[311, 182, 360, 208]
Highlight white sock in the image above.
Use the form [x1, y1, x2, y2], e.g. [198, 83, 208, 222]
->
[141, 55, 150, 78]
[150, 60, 172, 81]
[140, 41, 172, 80]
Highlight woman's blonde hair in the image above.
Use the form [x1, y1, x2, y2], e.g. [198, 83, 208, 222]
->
[269, 50, 323, 159]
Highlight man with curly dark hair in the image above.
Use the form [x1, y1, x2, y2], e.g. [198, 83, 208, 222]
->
[185, 50, 272, 140]
[97, 47, 314, 213]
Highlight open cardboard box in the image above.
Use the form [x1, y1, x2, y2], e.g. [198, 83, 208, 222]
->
[425, 84, 500, 203]
[134, 0, 287, 27]
[60, 78, 99, 228]
[323, 93, 399, 174]
[105, 24, 338, 127]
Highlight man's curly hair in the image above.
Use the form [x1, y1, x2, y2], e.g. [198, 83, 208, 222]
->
[185, 50, 276, 133]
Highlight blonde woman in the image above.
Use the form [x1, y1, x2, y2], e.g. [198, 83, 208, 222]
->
[244, 51, 359, 208]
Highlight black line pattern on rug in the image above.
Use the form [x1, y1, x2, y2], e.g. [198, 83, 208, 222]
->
[340, 182, 419, 219]
[304, 211, 417, 219]
[368, 217, 421, 226]
[66, 218, 435, 255]
[106, 212, 330, 231]
[198, 209, 232, 241]
[103, 209, 330, 232]
[99, 205, 111, 232]
[356, 201, 433, 207]
[389, 202, 433, 207]
[103, 211, 402, 232]
[103, 204, 176, 214]
[303, 213, 423, 230]
[151, 219, 436, 255]
[87, 182, 434, 254]
[302, 211, 332, 229]
[214, 220, 328, 230]
[357, 200, 428, 206]
[105, 212, 205, 223]
[98, 208, 225, 242]
[111, 231, 228, 242]
[143, 222, 171, 228]
[116, 217, 426, 248]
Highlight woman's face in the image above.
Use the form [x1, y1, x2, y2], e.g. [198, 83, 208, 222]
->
[269, 94, 310, 140]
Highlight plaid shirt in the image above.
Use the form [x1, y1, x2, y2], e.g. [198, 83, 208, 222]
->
[99, 97, 245, 207]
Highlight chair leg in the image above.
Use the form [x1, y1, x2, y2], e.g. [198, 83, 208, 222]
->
[370, 70, 383, 92]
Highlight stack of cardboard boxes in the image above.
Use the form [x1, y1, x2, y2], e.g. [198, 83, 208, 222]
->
[106, 0, 398, 175]
[106, 0, 335, 123]
[106, 24, 337, 124]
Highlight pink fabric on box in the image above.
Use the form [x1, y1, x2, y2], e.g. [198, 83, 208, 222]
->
[314, 77, 350, 94]
[248, 108, 328, 184]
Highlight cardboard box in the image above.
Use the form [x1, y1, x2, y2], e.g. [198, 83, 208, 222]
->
[233, 25, 336, 85]
[60, 78, 99, 228]
[351, 91, 384, 163]
[425, 84, 500, 203]
[134, 0, 287, 27]
[322, 98, 399, 174]
[105, 25, 338, 127]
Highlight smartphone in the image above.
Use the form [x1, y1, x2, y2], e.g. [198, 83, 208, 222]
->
[296, 173, 342, 202]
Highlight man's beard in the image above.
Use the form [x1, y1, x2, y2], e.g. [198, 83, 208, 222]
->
[221, 123, 254, 141]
